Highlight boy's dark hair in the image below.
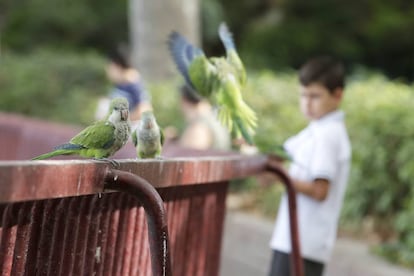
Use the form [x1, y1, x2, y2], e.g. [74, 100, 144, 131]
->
[299, 56, 345, 93]
[107, 46, 130, 69]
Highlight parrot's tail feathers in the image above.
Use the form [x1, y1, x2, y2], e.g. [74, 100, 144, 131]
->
[32, 143, 82, 160]
[217, 102, 257, 145]
[168, 31, 204, 87]
[218, 22, 235, 51]
[32, 152, 53, 160]
[217, 106, 233, 132]
[234, 116, 255, 145]
[238, 102, 258, 129]
[244, 109, 257, 127]
[31, 149, 73, 160]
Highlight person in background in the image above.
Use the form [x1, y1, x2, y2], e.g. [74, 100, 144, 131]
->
[166, 85, 231, 151]
[95, 47, 152, 124]
[268, 56, 351, 276]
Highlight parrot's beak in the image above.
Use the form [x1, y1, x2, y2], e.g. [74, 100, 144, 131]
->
[121, 109, 129, 121]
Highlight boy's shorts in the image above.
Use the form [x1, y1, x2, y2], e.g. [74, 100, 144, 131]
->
[268, 250, 324, 276]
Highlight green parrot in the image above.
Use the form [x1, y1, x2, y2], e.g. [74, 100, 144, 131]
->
[32, 97, 131, 160]
[131, 111, 164, 159]
[168, 22, 257, 145]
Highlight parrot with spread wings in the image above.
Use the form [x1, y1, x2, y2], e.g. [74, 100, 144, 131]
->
[168, 22, 257, 145]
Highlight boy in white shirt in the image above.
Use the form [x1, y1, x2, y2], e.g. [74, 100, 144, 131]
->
[269, 56, 351, 276]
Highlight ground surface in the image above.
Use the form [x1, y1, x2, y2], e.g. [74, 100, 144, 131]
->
[220, 211, 414, 276]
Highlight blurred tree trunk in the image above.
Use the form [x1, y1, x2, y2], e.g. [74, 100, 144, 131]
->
[129, 0, 200, 81]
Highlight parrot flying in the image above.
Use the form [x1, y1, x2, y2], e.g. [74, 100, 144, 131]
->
[32, 97, 131, 160]
[168, 22, 257, 145]
[132, 111, 164, 159]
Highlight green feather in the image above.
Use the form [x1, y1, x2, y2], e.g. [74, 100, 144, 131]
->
[32, 149, 76, 160]
[272, 145, 293, 162]
[234, 116, 254, 145]
[131, 129, 138, 147]
[70, 122, 115, 150]
[188, 56, 216, 98]
[226, 50, 246, 86]
[160, 128, 165, 146]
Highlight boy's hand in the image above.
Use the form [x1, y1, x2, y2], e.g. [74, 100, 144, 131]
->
[270, 145, 293, 162]
[267, 155, 290, 183]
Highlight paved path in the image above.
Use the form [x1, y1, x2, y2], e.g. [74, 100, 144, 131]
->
[220, 211, 414, 276]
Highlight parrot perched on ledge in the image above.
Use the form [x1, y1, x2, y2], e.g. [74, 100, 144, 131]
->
[132, 111, 164, 159]
[32, 97, 131, 160]
[168, 22, 257, 145]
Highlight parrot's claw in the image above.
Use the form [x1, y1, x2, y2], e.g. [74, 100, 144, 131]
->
[108, 159, 121, 168]
[95, 158, 120, 168]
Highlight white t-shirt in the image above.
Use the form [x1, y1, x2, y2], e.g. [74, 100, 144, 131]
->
[270, 110, 351, 263]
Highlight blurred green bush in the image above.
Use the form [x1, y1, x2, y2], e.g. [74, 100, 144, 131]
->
[0, 49, 185, 129]
[1, 0, 128, 52]
[341, 74, 414, 268]
[231, 0, 414, 81]
[1, 50, 413, 267]
[0, 49, 107, 125]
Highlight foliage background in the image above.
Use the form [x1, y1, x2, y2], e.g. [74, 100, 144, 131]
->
[2, 0, 414, 81]
[1, 0, 414, 268]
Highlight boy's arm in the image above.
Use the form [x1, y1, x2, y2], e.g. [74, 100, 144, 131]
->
[268, 157, 329, 201]
[292, 178, 329, 201]
[130, 102, 153, 121]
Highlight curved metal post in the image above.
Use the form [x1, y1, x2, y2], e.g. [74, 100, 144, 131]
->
[104, 169, 172, 276]
[266, 160, 304, 276]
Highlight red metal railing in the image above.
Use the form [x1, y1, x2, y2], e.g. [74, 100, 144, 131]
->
[0, 113, 303, 276]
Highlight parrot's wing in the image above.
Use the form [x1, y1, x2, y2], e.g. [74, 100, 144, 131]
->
[131, 129, 138, 147]
[188, 55, 217, 98]
[234, 116, 254, 145]
[218, 22, 246, 86]
[168, 32, 205, 89]
[160, 128, 165, 146]
[69, 121, 116, 150]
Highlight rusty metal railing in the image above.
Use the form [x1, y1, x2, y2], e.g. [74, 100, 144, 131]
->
[104, 169, 172, 276]
[267, 158, 303, 276]
[0, 113, 303, 276]
[0, 157, 303, 276]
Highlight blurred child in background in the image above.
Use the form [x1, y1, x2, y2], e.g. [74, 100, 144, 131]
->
[166, 85, 231, 151]
[95, 47, 152, 125]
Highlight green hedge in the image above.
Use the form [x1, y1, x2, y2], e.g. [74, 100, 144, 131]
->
[0, 49, 107, 125]
[341, 74, 414, 267]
